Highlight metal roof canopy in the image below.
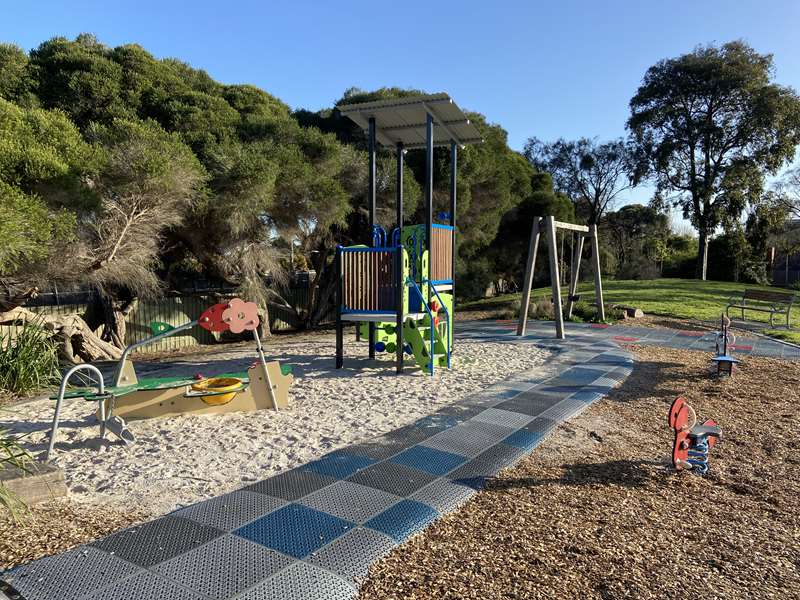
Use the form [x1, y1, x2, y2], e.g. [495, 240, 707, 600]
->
[335, 93, 482, 374]
[336, 93, 483, 149]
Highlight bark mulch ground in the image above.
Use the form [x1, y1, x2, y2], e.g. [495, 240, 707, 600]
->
[359, 346, 800, 599]
[0, 500, 146, 570]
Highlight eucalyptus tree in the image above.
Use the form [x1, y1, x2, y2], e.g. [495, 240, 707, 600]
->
[628, 41, 800, 279]
[524, 136, 638, 225]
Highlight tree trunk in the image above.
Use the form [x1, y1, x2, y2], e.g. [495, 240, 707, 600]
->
[0, 307, 123, 364]
[697, 228, 710, 280]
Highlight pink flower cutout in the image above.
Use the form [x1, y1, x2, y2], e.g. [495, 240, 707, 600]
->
[221, 298, 260, 333]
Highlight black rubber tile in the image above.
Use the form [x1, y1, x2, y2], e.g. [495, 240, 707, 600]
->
[243, 468, 336, 501]
[91, 516, 223, 568]
[347, 462, 435, 497]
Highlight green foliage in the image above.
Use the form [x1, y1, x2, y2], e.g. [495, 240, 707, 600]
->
[603, 204, 670, 279]
[629, 41, 800, 277]
[0, 43, 36, 105]
[524, 137, 637, 224]
[0, 425, 30, 515]
[0, 317, 61, 395]
[0, 182, 76, 272]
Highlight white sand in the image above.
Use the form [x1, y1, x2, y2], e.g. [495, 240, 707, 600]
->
[5, 333, 552, 517]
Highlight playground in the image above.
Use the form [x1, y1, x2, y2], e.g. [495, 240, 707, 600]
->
[1, 93, 799, 600]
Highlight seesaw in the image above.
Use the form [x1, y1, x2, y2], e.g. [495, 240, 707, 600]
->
[45, 298, 292, 461]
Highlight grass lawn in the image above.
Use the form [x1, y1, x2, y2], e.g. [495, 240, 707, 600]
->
[460, 278, 800, 344]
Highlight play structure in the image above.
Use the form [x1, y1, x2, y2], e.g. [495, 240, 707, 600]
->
[668, 396, 721, 476]
[711, 314, 739, 376]
[334, 94, 482, 374]
[45, 298, 293, 461]
[516, 216, 605, 339]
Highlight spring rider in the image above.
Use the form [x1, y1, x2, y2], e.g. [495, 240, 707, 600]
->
[710, 314, 738, 376]
[667, 396, 722, 475]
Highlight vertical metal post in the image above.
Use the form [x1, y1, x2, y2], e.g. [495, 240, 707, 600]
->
[565, 233, 585, 319]
[335, 247, 344, 369]
[449, 141, 457, 353]
[517, 217, 541, 336]
[546, 216, 565, 339]
[590, 224, 606, 321]
[425, 113, 434, 307]
[368, 117, 377, 359]
[396, 142, 404, 374]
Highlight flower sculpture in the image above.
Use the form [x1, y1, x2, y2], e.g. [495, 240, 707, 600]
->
[221, 298, 260, 333]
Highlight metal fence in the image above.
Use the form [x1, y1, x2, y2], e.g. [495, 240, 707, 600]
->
[772, 269, 800, 286]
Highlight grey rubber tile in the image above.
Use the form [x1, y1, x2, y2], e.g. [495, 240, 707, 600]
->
[153, 534, 292, 599]
[299, 481, 400, 524]
[243, 469, 336, 501]
[307, 527, 396, 582]
[175, 490, 286, 531]
[347, 462, 436, 497]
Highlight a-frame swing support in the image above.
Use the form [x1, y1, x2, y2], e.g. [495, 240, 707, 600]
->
[516, 216, 605, 339]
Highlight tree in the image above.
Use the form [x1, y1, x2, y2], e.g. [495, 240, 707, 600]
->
[523, 137, 637, 224]
[628, 41, 800, 280]
[0, 98, 95, 281]
[773, 166, 800, 220]
[603, 204, 670, 278]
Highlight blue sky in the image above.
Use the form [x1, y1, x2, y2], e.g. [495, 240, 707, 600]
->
[3, 0, 800, 211]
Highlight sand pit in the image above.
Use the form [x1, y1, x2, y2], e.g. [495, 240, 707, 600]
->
[3, 333, 552, 518]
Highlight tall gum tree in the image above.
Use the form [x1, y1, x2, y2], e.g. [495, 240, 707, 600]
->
[628, 41, 800, 280]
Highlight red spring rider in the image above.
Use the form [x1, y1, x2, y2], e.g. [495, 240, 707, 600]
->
[668, 397, 722, 476]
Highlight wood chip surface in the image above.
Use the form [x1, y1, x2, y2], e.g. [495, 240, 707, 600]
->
[358, 346, 800, 599]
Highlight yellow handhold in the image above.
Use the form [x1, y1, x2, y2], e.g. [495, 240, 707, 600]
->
[190, 377, 243, 406]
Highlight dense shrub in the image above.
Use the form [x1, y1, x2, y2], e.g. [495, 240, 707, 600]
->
[0, 317, 61, 395]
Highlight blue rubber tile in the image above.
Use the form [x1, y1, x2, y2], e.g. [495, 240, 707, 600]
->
[299, 480, 400, 524]
[503, 429, 545, 451]
[347, 461, 436, 496]
[153, 534, 291, 599]
[390, 445, 467, 476]
[243, 468, 336, 501]
[90, 516, 223, 567]
[364, 499, 439, 542]
[302, 451, 376, 480]
[234, 561, 356, 600]
[235, 503, 354, 559]
[1, 546, 140, 600]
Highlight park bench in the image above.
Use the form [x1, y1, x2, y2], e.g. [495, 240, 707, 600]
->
[725, 288, 796, 328]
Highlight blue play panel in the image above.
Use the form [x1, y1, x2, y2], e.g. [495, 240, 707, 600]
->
[4, 319, 794, 599]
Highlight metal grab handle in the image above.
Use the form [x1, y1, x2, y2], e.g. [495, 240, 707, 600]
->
[46, 364, 106, 462]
